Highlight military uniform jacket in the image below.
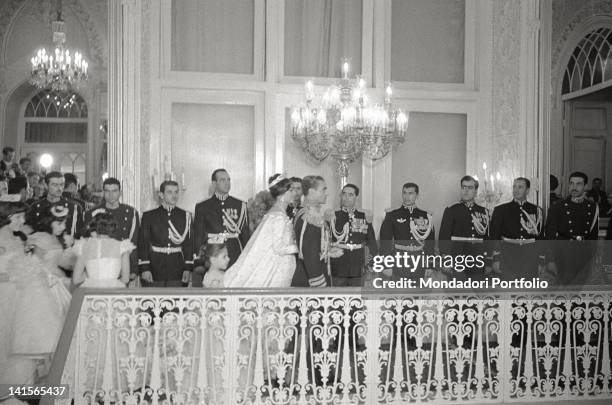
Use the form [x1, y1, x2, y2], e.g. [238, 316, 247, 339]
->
[380, 205, 435, 256]
[330, 209, 378, 278]
[138, 206, 194, 280]
[291, 208, 329, 287]
[439, 201, 489, 255]
[489, 199, 543, 260]
[194, 194, 250, 266]
[85, 203, 140, 274]
[26, 197, 84, 238]
[545, 197, 598, 241]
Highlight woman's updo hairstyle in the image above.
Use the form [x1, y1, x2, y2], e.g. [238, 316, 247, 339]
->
[267, 174, 291, 199]
[85, 210, 118, 237]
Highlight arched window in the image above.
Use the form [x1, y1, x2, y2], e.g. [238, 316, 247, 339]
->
[562, 27, 612, 95]
[21, 89, 88, 180]
[24, 90, 88, 143]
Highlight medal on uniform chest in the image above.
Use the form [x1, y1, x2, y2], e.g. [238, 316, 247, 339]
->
[350, 217, 368, 233]
[520, 207, 541, 235]
[472, 211, 489, 235]
[410, 213, 432, 243]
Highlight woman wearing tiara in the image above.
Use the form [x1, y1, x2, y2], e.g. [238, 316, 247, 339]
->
[224, 174, 298, 288]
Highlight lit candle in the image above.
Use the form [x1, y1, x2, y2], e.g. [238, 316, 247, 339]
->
[305, 80, 314, 102]
[482, 162, 488, 181]
[181, 167, 185, 187]
[385, 84, 393, 104]
[490, 174, 495, 191]
[496, 172, 501, 181]
[342, 61, 350, 79]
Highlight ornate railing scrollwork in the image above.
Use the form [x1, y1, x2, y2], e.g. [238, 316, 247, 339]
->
[46, 289, 612, 404]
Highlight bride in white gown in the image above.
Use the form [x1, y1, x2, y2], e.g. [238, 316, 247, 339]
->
[72, 211, 133, 288]
[224, 174, 298, 288]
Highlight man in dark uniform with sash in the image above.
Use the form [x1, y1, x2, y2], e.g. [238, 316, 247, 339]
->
[489, 177, 543, 280]
[330, 184, 378, 286]
[26, 171, 84, 239]
[85, 177, 140, 281]
[138, 180, 193, 287]
[292, 175, 342, 287]
[545, 172, 599, 286]
[193, 169, 250, 286]
[439, 176, 489, 281]
[380, 182, 434, 280]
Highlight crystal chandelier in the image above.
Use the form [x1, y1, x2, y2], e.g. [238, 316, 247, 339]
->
[291, 59, 408, 186]
[30, 0, 88, 92]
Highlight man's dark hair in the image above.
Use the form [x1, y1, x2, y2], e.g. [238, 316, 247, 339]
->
[514, 177, 531, 188]
[302, 175, 324, 196]
[103, 177, 121, 189]
[19, 157, 31, 165]
[8, 176, 27, 194]
[211, 168, 228, 182]
[64, 173, 78, 187]
[593, 177, 602, 183]
[159, 180, 179, 193]
[461, 175, 479, 190]
[289, 176, 302, 184]
[569, 171, 588, 184]
[342, 183, 360, 196]
[402, 182, 419, 194]
[2, 147, 14, 155]
[550, 174, 559, 191]
[45, 171, 63, 184]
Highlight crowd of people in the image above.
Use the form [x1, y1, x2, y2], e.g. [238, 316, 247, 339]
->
[1, 158, 611, 395]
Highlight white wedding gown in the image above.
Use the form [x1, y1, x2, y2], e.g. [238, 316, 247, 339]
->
[224, 209, 297, 288]
[73, 237, 135, 288]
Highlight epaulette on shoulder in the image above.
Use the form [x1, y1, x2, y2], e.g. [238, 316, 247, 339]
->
[384, 207, 393, 213]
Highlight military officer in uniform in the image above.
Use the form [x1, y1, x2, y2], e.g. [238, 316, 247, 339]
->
[85, 177, 140, 281]
[439, 176, 489, 281]
[380, 182, 434, 280]
[26, 171, 84, 240]
[489, 177, 543, 280]
[329, 184, 378, 286]
[138, 180, 193, 287]
[545, 171, 598, 286]
[193, 169, 250, 286]
[292, 175, 342, 287]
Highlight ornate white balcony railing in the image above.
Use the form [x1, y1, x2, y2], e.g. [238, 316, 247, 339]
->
[44, 288, 612, 404]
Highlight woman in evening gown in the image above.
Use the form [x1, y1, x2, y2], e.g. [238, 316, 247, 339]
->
[0, 200, 69, 402]
[224, 174, 298, 288]
[72, 211, 134, 288]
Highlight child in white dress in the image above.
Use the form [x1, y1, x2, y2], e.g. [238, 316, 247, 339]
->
[199, 243, 229, 288]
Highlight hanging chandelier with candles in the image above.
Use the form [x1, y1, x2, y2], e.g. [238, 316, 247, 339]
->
[30, 0, 88, 92]
[291, 59, 408, 186]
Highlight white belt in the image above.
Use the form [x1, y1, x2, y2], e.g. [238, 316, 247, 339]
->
[451, 236, 484, 243]
[152, 246, 182, 254]
[394, 243, 424, 252]
[502, 237, 535, 245]
[208, 232, 239, 244]
[335, 243, 364, 251]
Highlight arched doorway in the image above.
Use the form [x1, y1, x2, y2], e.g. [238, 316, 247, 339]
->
[552, 17, 612, 221]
